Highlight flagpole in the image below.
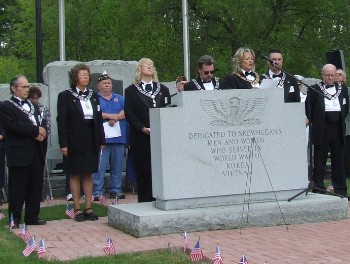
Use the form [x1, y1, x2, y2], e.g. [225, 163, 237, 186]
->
[58, 0, 66, 61]
[182, 0, 190, 80]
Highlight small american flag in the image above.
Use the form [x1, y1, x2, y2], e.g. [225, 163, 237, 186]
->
[183, 231, 189, 251]
[9, 213, 15, 229]
[190, 240, 203, 262]
[239, 254, 248, 264]
[65, 204, 75, 219]
[213, 245, 224, 264]
[103, 237, 116, 255]
[0, 210, 5, 220]
[19, 224, 31, 240]
[37, 239, 46, 258]
[99, 195, 106, 205]
[23, 236, 36, 257]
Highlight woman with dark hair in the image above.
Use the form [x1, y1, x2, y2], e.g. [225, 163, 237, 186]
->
[57, 63, 105, 222]
[28, 86, 51, 156]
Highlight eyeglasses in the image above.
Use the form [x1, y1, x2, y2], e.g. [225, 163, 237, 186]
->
[323, 74, 335, 78]
[203, 71, 215, 75]
[78, 73, 90, 77]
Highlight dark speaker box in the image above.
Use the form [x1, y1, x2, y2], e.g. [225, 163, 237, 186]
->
[326, 49, 345, 71]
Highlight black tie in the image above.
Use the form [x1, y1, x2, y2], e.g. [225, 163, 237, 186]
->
[272, 73, 283, 78]
[203, 79, 212, 83]
[325, 84, 334, 89]
[21, 100, 28, 106]
[145, 84, 153, 93]
[245, 71, 254, 77]
[78, 90, 89, 96]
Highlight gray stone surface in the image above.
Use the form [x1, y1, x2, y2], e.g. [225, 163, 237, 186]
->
[40, 60, 177, 148]
[150, 88, 309, 210]
[108, 194, 348, 237]
[43, 60, 139, 148]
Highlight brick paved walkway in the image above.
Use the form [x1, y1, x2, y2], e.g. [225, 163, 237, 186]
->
[3, 194, 350, 263]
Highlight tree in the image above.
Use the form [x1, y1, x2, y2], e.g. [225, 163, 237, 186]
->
[1, 0, 350, 83]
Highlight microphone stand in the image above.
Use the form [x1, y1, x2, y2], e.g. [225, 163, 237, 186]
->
[261, 57, 345, 201]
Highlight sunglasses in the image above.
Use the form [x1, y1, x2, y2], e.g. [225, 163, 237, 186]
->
[203, 70, 215, 75]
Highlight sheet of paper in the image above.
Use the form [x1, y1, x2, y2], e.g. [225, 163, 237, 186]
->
[259, 79, 280, 89]
[103, 121, 121, 138]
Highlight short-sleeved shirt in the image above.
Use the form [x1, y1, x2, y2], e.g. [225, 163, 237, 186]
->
[98, 92, 127, 144]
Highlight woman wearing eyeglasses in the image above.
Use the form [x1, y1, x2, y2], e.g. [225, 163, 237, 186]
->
[57, 63, 105, 222]
[184, 55, 221, 91]
[222, 47, 260, 89]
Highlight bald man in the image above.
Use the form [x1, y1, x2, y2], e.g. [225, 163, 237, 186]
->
[306, 64, 349, 197]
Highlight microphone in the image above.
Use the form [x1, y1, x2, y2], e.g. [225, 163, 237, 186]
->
[261, 55, 276, 66]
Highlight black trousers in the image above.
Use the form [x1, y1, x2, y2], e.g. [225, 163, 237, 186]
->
[131, 145, 154, 203]
[8, 145, 44, 224]
[344, 135, 350, 178]
[0, 148, 5, 189]
[313, 122, 347, 196]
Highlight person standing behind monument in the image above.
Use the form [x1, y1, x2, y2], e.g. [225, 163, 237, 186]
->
[259, 49, 300, 103]
[335, 69, 350, 180]
[28, 86, 51, 158]
[221, 47, 260, 89]
[57, 63, 105, 222]
[183, 55, 221, 91]
[305, 64, 349, 197]
[125, 58, 171, 202]
[0, 120, 5, 206]
[93, 71, 127, 201]
[0, 75, 47, 227]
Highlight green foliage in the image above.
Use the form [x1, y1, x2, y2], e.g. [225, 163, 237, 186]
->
[1, 0, 350, 82]
[0, 55, 23, 83]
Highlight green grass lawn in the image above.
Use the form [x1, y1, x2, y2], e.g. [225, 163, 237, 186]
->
[0, 204, 195, 263]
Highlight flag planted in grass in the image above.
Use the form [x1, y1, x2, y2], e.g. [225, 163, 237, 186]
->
[239, 254, 248, 264]
[0, 210, 5, 220]
[9, 213, 15, 229]
[37, 239, 46, 258]
[99, 195, 106, 205]
[19, 224, 31, 240]
[183, 231, 189, 251]
[103, 237, 116, 255]
[190, 240, 203, 262]
[65, 204, 75, 219]
[213, 245, 224, 264]
[23, 236, 36, 257]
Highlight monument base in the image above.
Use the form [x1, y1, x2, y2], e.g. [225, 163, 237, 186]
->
[108, 194, 348, 237]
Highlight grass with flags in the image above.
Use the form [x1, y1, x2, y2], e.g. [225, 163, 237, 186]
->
[0, 204, 195, 263]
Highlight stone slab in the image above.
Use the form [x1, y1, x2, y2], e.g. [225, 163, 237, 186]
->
[108, 194, 348, 237]
[150, 89, 309, 210]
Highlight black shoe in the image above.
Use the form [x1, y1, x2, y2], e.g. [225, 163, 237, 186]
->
[117, 193, 125, 199]
[110, 193, 125, 199]
[83, 208, 98, 221]
[26, 219, 47, 225]
[74, 209, 86, 222]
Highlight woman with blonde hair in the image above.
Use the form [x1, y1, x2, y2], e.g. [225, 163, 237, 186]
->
[124, 58, 171, 202]
[222, 47, 260, 89]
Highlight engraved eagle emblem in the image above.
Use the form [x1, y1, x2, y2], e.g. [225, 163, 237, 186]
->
[200, 97, 268, 127]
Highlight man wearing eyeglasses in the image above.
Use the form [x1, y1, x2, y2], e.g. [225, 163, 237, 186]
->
[306, 64, 349, 198]
[0, 75, 47, 228]
[183, 55, 221, 91]
[260, 49, 300, 103]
